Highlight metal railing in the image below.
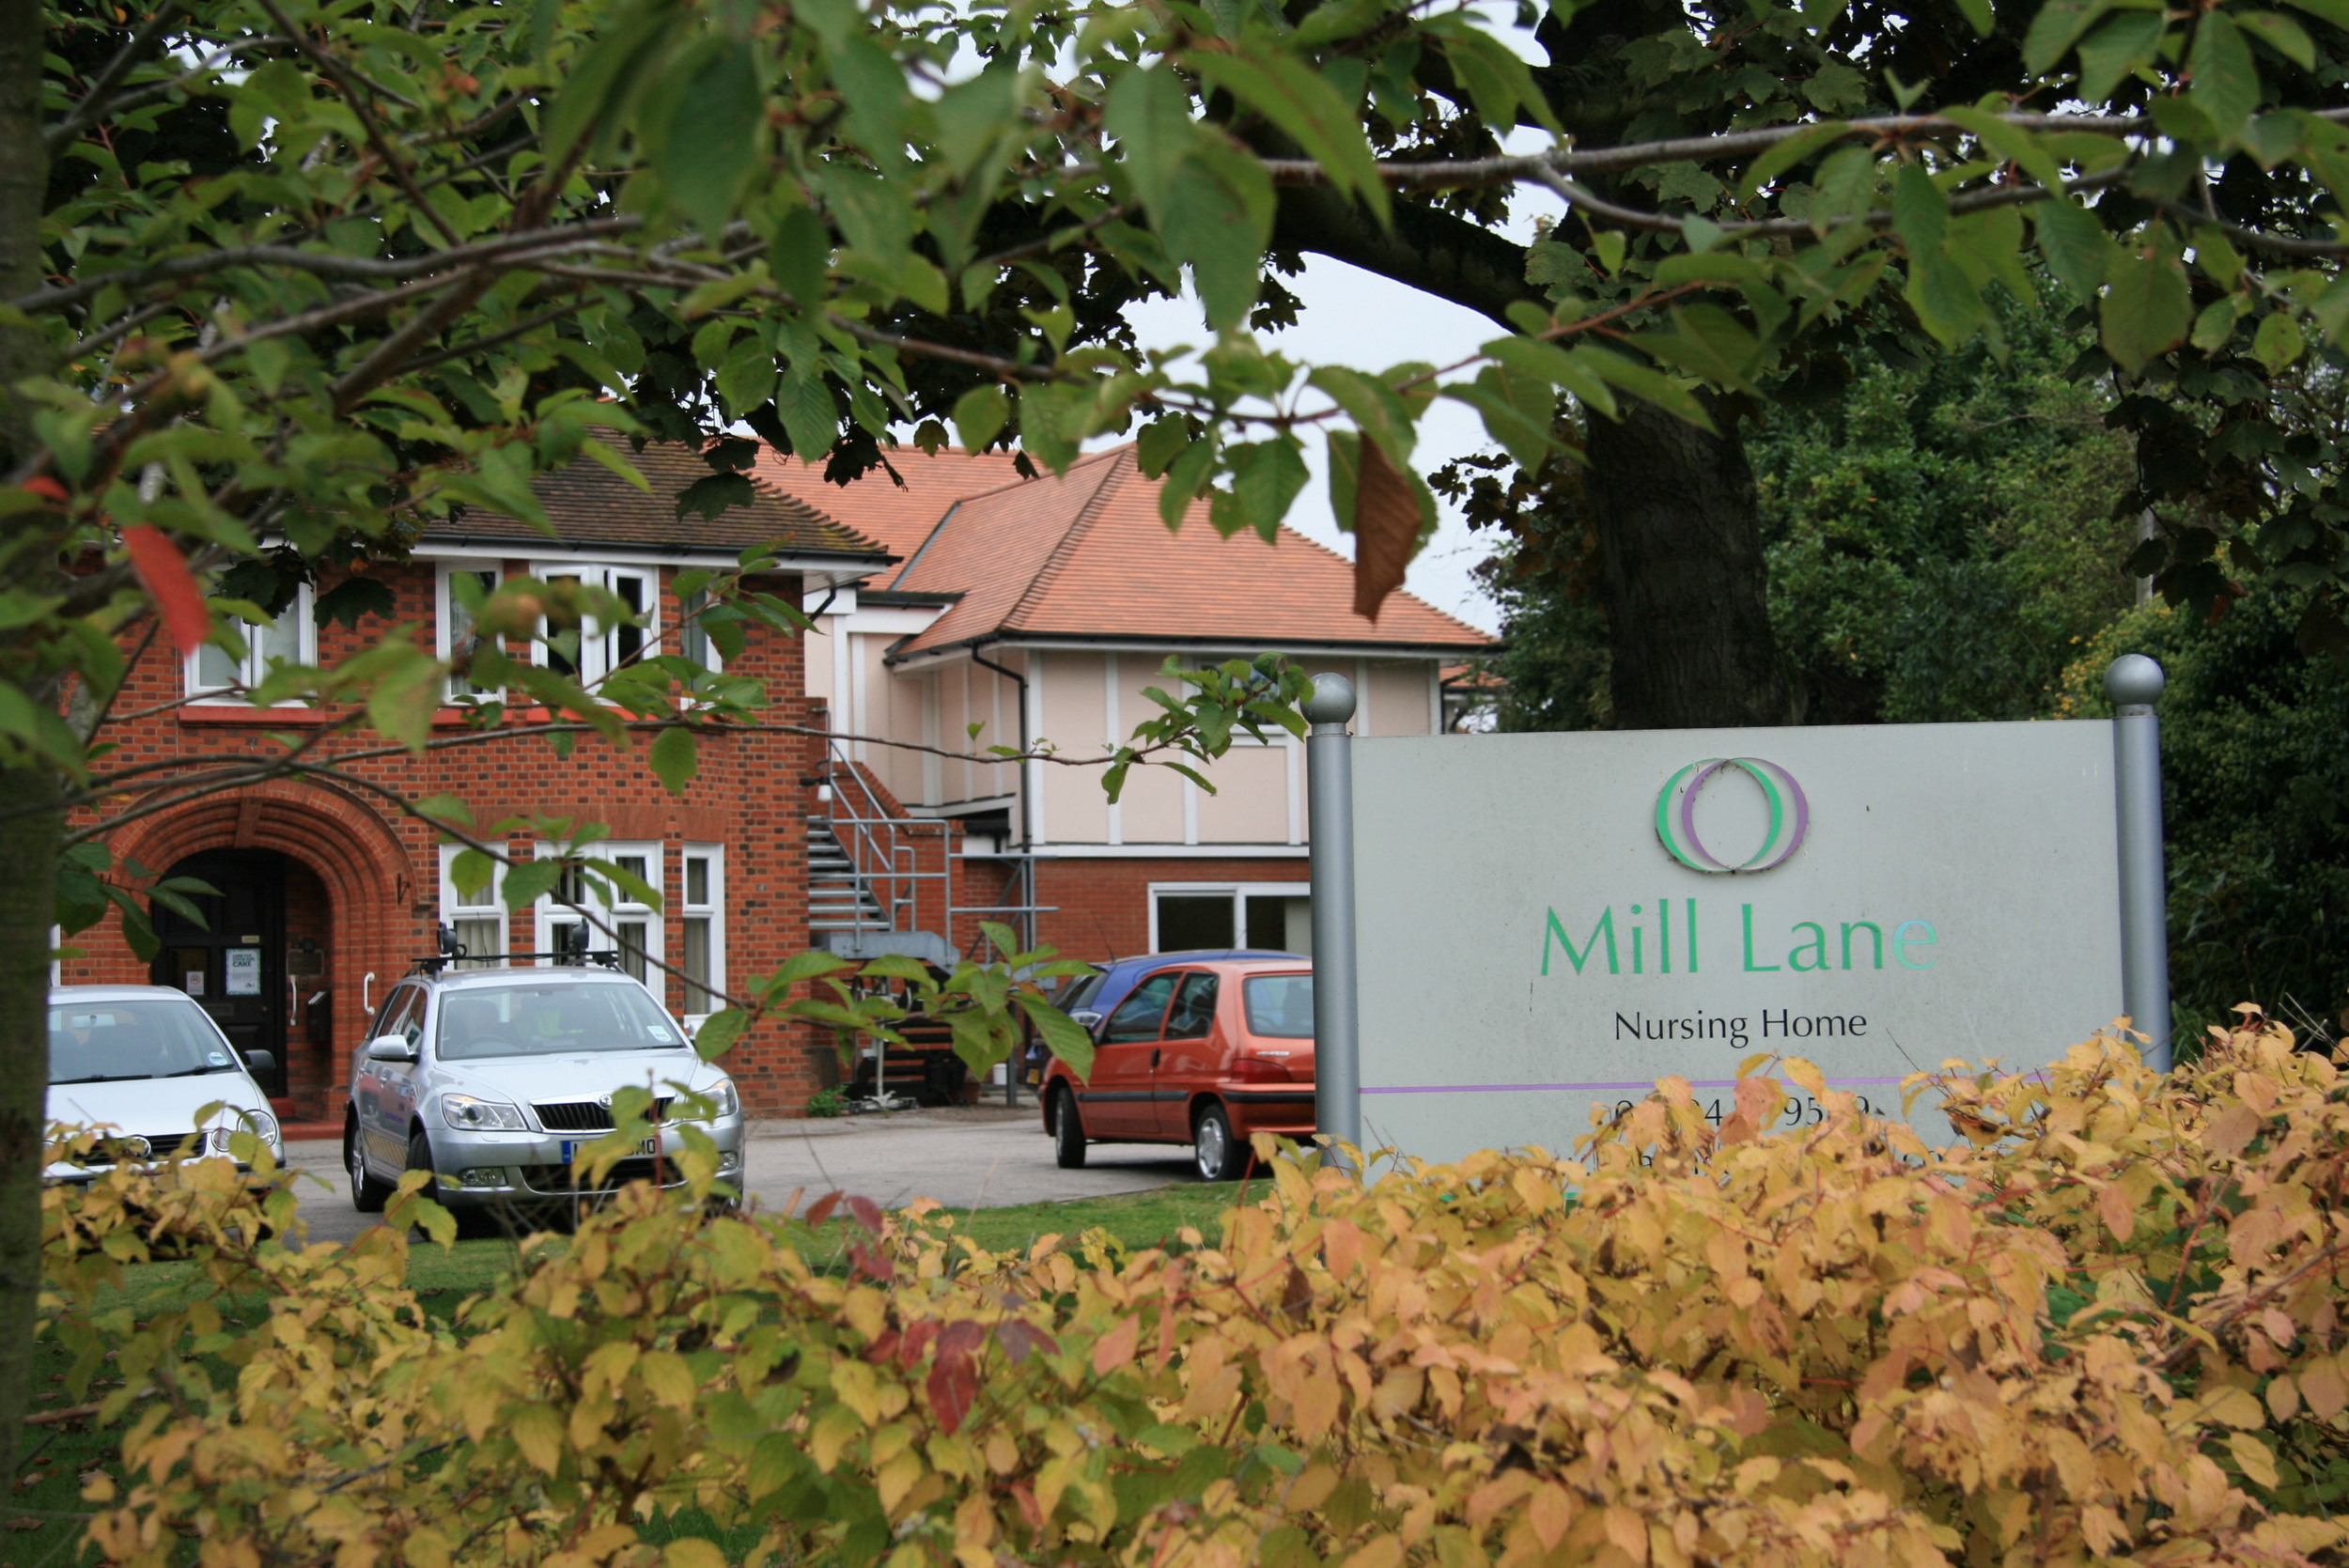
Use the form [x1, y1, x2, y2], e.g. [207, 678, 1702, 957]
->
[814, 742, 953, 946]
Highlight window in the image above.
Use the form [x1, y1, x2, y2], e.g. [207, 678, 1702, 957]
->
[677, 588, 723, 673]
[370, 985, 426, 1048]
[533, 841, 661, 980]
[438, 844, 506, 969]
[678, 846, 723, 1021]
[1102, 971, 1178, 1044]
[1163, 973, 1219, 1039]
[1243, 974, 1315, 1038]
[437, 565, 502, 702]
[1148, 883, 1310, 954]
[187, 586, 313, 699]
[534, 565, 654, 685]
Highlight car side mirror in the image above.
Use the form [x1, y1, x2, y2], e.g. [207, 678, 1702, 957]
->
[241, 1048, 275, 1078]
[1068, 1008, 1103, 1033]
[366, 1035, 416, 1063]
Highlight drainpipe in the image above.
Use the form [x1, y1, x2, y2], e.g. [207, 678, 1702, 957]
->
[970, 643, 1031, 1108]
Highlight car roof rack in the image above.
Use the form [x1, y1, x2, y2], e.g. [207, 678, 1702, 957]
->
[411, 923, 624, 974]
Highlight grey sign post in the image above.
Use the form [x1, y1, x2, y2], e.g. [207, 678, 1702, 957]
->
[1304, 673, 1361, 1155]
[2106, 654, 2171, 1071]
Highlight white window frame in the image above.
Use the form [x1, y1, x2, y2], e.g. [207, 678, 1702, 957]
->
[436, 563, 503, 704]
[437, 843, 508, 968]
[677, 844, 725, 1028]
[184, 583, 315, 701]
[531, 840, 663, 982]
[1146, 881, 1311, 953]
[529, 562, 657, 687]
[676, 586, 726, 675]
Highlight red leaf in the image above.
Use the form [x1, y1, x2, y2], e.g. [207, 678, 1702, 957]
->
[937, 1320, 986, 1359]
[22, 477, 68, 505]
[844, 1194, 883, 1234]
[994, 1321, 1058, 1364]
[803, 1190, 843, 1228]
[864, 1329, 902, 1365]
[1350, 442, 1419, 623]
[896, 1319, 940, 1369]
[847, 1242, 895, 1282]
[121, 525, 212, 657]
[926, 1350, 979, 1435]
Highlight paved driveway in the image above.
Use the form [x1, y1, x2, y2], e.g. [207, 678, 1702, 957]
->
[282, 1106, 1201, 1246]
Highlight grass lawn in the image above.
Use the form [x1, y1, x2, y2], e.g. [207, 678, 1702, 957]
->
[7, 1176, 1261, 1566]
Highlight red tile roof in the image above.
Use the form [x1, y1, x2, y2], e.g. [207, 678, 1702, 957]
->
[756, 445, 1492, 656]
[427, 442, 889, 561]
[755, 449, 1026, 561]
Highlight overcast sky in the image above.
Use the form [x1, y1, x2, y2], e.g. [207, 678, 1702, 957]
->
[1119, 131, 1564, 638]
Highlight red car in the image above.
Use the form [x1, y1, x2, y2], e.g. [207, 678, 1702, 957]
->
[1042, 957, 1315, 1180]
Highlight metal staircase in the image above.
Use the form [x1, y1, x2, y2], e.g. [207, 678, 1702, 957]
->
[805, 815, 892, 937]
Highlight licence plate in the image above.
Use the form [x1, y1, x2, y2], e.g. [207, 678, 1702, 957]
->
[562, 1137, 660, 1162]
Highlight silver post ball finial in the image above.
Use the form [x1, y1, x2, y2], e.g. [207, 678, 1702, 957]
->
[1302, 672, 1358, 727]
[2105, 653, 2165, 709]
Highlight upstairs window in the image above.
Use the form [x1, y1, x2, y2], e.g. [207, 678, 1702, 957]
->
[533, 564, 654, 686]
[533, 841, 661, 984]
[438, 565, 502, 703]
[437, 844, 506, 969]
[187, 586, 313, 700]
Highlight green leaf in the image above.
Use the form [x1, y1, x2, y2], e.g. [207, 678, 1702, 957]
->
[2032, 198, 2115, 298]
[1159, 157, 1266, 332]
[1213, 439, 1308, 542]
[1483, 335, 1617, 418]
[449, 848, 498, 900]
[952, 384, 1008, 452]
[2076, 11, 2169, 100]
[1575, 347, 1717, 432]
[694, 1008, 751, 1059]
[2279, 0, 2349, 38]
[1181, 50, 1389, 223]
[649, 725, 699, 793]
[2235, 9, 2316, 66]
[762, 948, 858, 999]
[775, 366, 836, 460]
[1738, 122, 1852, 200]
[1952, 0, 1995, 37]
[1016, 993, 1095, 1080]
[1890, 161, 1948, 255]
[1103, 67, 1200, 213]
[657, 40, 762, 242]
[501, 858, 564, 912]
[1631, 303, 1764, 387]
[2188, 12, 2259, 140]
[2100, 247, 2193, 372]
[1441, 379, 1562, 472]
[1306, 365, 1419, 467]
[2253, 308, 2306, 370]
[2023, 0, 2120, 74]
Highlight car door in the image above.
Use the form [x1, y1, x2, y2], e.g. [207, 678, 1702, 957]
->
[1084, 970, 1178, 1140]
[361, 985, 426, 1169]
[1151, 971, 1222, 1138]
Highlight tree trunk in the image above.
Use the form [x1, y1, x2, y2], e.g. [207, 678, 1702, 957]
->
[1584, 396, 1793, 729]
[0, 767, 57, 1490]
[0, 0, 52, 1490]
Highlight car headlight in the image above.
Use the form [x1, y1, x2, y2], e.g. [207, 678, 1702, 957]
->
[680, 1079, 739, 1120]
[440, 1094, 528, 1131]
[208, 1110, 278, 1153]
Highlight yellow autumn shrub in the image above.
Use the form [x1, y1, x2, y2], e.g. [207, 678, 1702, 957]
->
[38, 1013, 2349, 1568]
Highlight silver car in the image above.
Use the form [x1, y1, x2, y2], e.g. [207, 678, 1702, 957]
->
[344, 965, 744, 1215]
[46, 985, 285, 1180]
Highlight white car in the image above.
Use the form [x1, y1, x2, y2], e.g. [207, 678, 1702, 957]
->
[46, 986, 284, 1180]
[344, 963, 745, 1217]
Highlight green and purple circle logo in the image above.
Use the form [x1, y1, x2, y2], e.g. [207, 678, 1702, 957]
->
[1655, 757, 1810, 873]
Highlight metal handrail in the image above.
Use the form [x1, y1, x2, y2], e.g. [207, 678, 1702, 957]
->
[817, 742, 952, 941]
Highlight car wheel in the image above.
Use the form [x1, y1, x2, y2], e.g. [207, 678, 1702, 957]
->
[1192, 1102, 1246, 1182]
[404, 1126, 439, 1202]
[1052, 1086, 1087, 1169]
[347, 1112, 390, 1214]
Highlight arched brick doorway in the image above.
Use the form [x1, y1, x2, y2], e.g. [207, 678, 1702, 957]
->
[115, 786, 416, 1121]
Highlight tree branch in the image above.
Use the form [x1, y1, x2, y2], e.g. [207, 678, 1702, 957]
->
[42, 0, 185, 156]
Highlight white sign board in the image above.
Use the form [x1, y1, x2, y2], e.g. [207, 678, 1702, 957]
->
[224, 947, 262, 997]
[1350, 722, 2123, 1162]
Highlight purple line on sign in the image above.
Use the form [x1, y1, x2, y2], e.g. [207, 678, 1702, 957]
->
[1362, 1078, 1910, 1094]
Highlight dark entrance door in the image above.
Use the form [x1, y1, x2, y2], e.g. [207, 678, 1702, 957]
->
[150, 848, 288, 1097]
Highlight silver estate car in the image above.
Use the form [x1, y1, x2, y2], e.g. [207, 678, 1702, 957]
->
[344, 964, 744, 1215]
[47, 985, 285, 1179]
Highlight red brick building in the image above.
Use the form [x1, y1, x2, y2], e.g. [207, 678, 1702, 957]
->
[63, 445, 889, 1120]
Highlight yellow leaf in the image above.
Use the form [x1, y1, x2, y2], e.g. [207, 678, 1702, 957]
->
[637, 1350, 697, 1409]
[1339, 1537, 1403, 1568]
[509, 1405, 565, 1475]
[2303, 1358, 2349, 1421]
[2100, 1182, 2135, 1241]
[1092, 1314, 1140, 1375]
[2230, 1433, 2280, 1491]
[811, 1405, 863, 1472]
[664, 1542, 725, 1568]
[832, 1359, 885, 1425]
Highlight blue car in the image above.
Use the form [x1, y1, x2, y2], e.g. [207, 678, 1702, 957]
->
[1055, 950, 1303, 1034]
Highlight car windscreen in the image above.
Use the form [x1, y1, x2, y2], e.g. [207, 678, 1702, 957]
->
[50, 1001, 241, 1083]
[435, 983, 687, 1060]
[1242, 974, 1315, 1038]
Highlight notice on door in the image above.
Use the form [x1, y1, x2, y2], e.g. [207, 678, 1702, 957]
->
[225, 947, 262, 996]
[1349, 722, 2125, 1163]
